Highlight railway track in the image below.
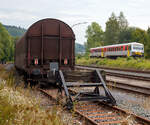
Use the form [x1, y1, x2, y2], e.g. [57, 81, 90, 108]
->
[106, 79, 150, 95]
[75, 65, 150, 96]
[75, 65, 150, 81]
[39, 88, 150, 125]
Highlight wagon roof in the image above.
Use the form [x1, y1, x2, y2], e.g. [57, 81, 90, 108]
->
[16, 18, 75, 43]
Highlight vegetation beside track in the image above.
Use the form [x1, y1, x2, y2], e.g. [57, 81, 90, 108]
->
[76, 57, 150, 70]
[0, 65, 65, 125]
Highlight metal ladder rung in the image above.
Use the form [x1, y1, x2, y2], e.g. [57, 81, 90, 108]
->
[75, 96, 110, 101]
[66, 82, 102, 87]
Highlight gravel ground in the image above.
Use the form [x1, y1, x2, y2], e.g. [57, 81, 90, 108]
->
[99, 86, 150, 120]
[105, 75, 150, 120]
[4, 63, 14, 71]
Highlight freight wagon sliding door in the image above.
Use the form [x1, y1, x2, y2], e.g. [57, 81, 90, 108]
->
[60, 23, 74, 68]
[43, 21, 60, 65]
[44, 38, 59, 61]
[61, 39, 73, 66]
[29, 37, 42, 65]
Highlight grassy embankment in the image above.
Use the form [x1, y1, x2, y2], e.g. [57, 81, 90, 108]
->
[0, 65, 65, 125]
[76, 57, 150, 70]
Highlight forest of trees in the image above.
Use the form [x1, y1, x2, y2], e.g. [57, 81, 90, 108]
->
[85, 12, 150, 58]
[4, 25, 26, 37]
[0, 23, 15, 62]
[0, 23, 26, 62]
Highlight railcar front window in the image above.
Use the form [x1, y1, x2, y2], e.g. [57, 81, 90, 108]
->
[133, 46, 143, 50]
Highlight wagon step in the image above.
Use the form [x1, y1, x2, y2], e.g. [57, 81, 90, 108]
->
[66, 82, 102, 87]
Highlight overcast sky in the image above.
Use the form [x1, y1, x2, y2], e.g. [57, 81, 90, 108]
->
[0, 0, 150, 44]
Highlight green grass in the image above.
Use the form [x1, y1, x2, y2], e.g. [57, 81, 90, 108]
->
[76, 57, 150, 70]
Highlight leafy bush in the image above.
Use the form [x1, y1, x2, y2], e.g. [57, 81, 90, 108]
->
[76, 57, 150, 70]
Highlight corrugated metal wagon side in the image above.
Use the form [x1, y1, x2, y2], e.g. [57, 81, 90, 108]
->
[15, 18, 75, 82]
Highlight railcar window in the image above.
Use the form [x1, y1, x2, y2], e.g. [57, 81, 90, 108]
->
[133, 46, 143, 50]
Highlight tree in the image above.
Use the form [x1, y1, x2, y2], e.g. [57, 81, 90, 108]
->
[146, 27, 150, 58]
[132, 28, 150, 58]
[85, 22, 104, 52]
[118, 27, 136, 43]
[147, 27, 150, 36]
[118, 11, 128, 31]
[0, 22, 14, 61]
[118, 12, 129, 42]
[131, 28, 148, 45]
[104, 12, 119, 45]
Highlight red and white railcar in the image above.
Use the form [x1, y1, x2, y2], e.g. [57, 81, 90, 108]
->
[90, 42, 144, 58]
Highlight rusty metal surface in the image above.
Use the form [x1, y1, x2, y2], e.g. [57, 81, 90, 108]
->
[15, 18, 75, 79]
[39, 88, 150, 125]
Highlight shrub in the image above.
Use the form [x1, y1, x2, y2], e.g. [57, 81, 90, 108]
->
[76, 57, 150, 70]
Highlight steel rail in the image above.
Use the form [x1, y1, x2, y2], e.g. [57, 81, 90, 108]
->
[106, 80, 150, 95]
[76, 64, 150, 74]
[75, 65, 150, 81]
